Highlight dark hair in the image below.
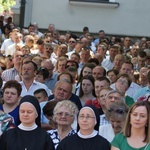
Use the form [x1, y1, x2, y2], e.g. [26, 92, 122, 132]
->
[66, 59, 79, 69]
[34, 88, 48, 97]
[138, 51, 147, 58]
[37, 67, 49, 80]
[88, 58, 99, 66]
[96, 76, 110, 85]
[43, 101, 58, 116]
[79, 75, 95, 98]
[107, 69, 119, 76]
[3, 80, 22, 96]
[23, 61, 38, 71]
[121, 61, 134, 70]
[78, 63, 96, 84]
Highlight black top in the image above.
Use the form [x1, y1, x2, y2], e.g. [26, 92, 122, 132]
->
[0, 127, 54, 150]
[48, 93, 82, 110]
[57, 133, 110, 150]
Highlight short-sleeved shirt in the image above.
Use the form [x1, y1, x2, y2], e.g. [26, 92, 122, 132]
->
[111, 133, 149, 150]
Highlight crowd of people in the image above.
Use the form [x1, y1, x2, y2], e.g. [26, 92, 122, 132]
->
[0, 15, 150, 150]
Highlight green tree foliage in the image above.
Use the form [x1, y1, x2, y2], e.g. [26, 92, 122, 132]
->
[0, 0, 16, 13]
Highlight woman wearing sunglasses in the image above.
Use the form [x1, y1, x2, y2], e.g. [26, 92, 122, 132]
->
[111, 101, 150, 150]
[99, 101, 128, 142]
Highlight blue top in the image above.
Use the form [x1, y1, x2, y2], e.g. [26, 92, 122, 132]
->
[0, 105, 19, 126]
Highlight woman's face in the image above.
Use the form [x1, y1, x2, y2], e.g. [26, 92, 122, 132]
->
[82, 79, 94, 95]
[78, 108, 96, 134]
[19, 102, 37, 127]
[130, 106, 148, 130]
[82, 67, 92, 77]
[58, 60, 67, 73]
[109, 116, 124, 134]
[55, 106, 74, 126]
[115, 77, 129, 95]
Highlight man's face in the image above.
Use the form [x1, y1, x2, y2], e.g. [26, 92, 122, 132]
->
[41, 61, 54, 78]
[138, 56, 147, 68]
[22, 63, 36, 80]
[109, 48, 118, 59]
[105, 92, 121, 109]
[13, 51, 23, 65]
[92, 67, 104, 80]
[80, 50, 90, 63]
[120, 63, 133, 75]
[57, 44, 67, 57]
[53, 82, 71, 101]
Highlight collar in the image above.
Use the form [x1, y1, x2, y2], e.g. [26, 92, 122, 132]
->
[18, 123, 37, 131]
[77, 130, 98, 139]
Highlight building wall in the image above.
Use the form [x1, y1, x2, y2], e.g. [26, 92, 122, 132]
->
[22, 0, 150, 37]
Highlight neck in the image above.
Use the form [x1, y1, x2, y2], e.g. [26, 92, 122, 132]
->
[80, 129, 93, 135]
[131, 127, 146, 138]
[14, 64, 21, 71]
[23, 79, 34, 90]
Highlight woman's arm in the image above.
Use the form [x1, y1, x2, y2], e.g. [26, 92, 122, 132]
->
[111, 146, 120, 150]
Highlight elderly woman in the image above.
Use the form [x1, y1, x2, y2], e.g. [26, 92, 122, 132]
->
[0, 95, 54, 150]
[99, 101, 128, 142]
[47, 100, 78, 150]
[111, 101, 150, 150]
[57, 105, 110, 150]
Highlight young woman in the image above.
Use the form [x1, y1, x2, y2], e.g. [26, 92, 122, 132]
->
[111, 101, 150, 150]
[79, 75, 96, 106]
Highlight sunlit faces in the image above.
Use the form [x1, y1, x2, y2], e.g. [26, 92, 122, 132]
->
[81, 79, 94, 95]
[78, 108, 96, 134]
[82, 67, 92, 77]
[19, 102, 37, 127]
[54, 81, 72, 101]
[130, 106, 148, 129]
[3, 88, 19, 105]
[109, 116, 124, 134]
[95, 80, 110, 97]
[105, 92, 122, 108]
[55, 106, 74, 126]
[114, 54, 125, 70]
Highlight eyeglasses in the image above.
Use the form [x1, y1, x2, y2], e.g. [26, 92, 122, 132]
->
[108, 108, 127, 114]
[56, 112, 74, 118]
[69, 41, 76, 43]
[117, 79, 128, 85]
[78, 115, 95, 120]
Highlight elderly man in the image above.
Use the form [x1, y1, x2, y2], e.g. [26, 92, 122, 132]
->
[48, 79, 82, 110]
[20, 61, 51, 97]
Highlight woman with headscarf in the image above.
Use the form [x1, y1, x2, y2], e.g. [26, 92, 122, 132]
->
[0, 95, 54, 150]
[57, 105, 110, 150]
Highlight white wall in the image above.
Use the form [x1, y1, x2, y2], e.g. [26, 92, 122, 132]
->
[24, 0, 150, 37]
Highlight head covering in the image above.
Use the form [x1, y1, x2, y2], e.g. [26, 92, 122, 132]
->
[19, 95, 41, 127]
[77, 105, 100, 132]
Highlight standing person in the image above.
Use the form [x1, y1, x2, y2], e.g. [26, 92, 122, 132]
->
[0, 95, 54, 150]
[111, 101, 150, 150]
[57, 105, 110, 150]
